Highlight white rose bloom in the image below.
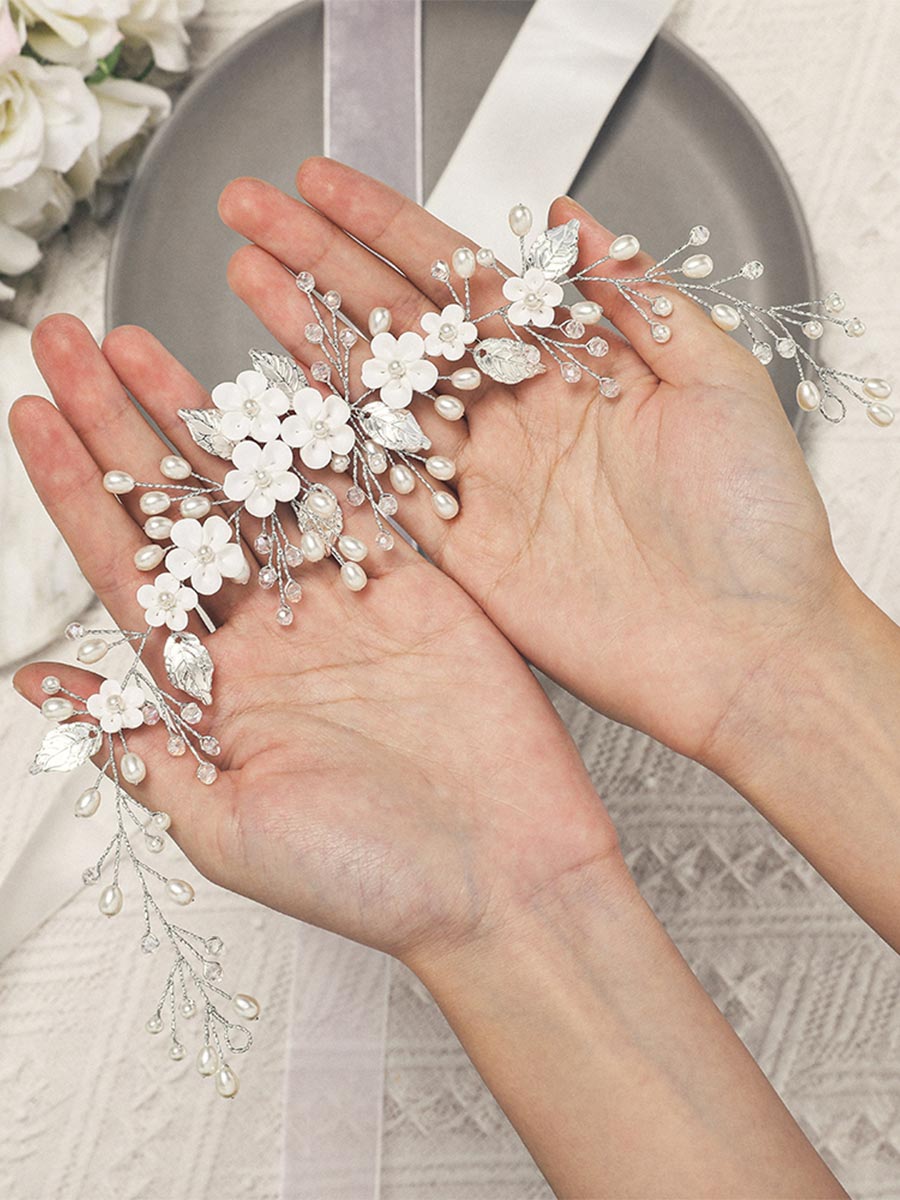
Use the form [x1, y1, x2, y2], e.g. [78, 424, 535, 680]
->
[0, 166, 74, 280]
[83, 76, 171, 187]
[120, 0, 202, 73]
[0, 55, 100, 189]
[11, 0, 127, 72]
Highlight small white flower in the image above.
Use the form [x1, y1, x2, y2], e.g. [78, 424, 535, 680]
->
[420, 303, 477, 361]
[223, 439, 300, 518]
[86, 678, 146, 734]
[165, 514, 248, 596]
[360, 330, 439, 409]
[12, 0, 128, 72]
[502, 266, 564, 328]
[119, 0, 203, 74]
[211, 369, 289, 443]
[281, 388, 355, 469]
[136, 571, 198, 631]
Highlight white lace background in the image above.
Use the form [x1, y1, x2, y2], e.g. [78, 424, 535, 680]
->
[2, 2, 899, 1197]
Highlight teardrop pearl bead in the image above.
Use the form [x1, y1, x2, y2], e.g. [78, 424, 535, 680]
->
[863, 378, 892, 401]
[710, 304, 740, 332]
[144, 516, 173, 540]
[450, 368, 481, 391]
[569, 300, 603, 325]
[307, 489, 337, 518]
[160, 455, 192, 480]
[215, 1064, 239, 1099]
[368, 306, 392, 336]
[451, 247, 476, 279]
[426, 456, 456, 481]
[300, 531, 326, 562]
[340, 562, 368, 592]
[165, 878, 195, 905]
[508, 204, 532, 237]
[134, 544, 165, 571]
[41, 696, 74, 721]
[609, 234, 640, 261]
[232, 993, 261, 1021]
[197, 1044, 218, 1076]
[121, 752, 146, 784]
[75, 787, 101, 818]
[432, 492, 459, 520]
[103, 470, 134, 494]
[77, 637, 108, 664]
[139, 491, 171, 516]
[98, 884, 123, 917]
[434, 395, 464, 421]
[180, 495, 212, 519]
[682, 253, 713, 279]
[337, 535, 367, 562]
[866, 402, 895, 428]
[795, 380, 821, 411]
[389, 464, 415, 494]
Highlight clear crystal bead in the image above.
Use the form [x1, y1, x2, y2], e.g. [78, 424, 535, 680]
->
[802, 319, 824, 339]
[339, 329, 357, 348]
[196, 762, 218, 786]
[276, 605, 294, 626]
[82, 866, 100, 885]
[311, 361, 331, 381]
[689, 225, 709, 245]
[376, 532, 394, 551]
[560, 362, 582, 384]
[182, 703, 202, 725]
[202, 960, 223, 982]
[825, 291, 844, 313]
[347, 486, 366, 507]
[295, 271, 315, 292]
[562, 318, 585, 339]
[587, 337, 609, 357]
[323, 290, 342, 311]
[259, 565, 277, 589]
[753, 342, 774, 365]
[331, 455, 350, 473]
[379, 493, 399, 516]
[431, 259, 450, 281]
[775, 337, 796, 358]
[367, 453, 388, 474]
[144, 833, 164, 854]
[651, 323, 671, 344]
[304, 323, 324, 344]
[141, 703, 160, 725]
[599, 378, 621, 399]
[285, 581, 303, 604]
[254, 534, 271, 555]
[285, 544, 303, 566]
[41, 675, 61, 694]
[65, 622, 84, 641]
[742, 260, 764, 280]
[141, 933, 160, 954]
[845, 317, 866, 337]
[200, 736, 220, 756]
[167, 735, 186, 756]
[206, 936, 224, 955]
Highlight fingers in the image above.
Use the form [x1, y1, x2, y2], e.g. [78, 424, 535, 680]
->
[549, 195, 750, 388]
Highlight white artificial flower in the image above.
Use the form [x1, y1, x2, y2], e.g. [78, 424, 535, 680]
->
[165, 514, 248, 595]
[419, 302, 477, 361]
[12, 0, 127, 72]
[280, 388, 355, 469]
[223, 439, 300, 518]
[502, 266, 564, 328]
[0, 55, 100, 189]
[360, 330, 439, 409]
[211, 368, 289, 444]
[86, 677, 145, 734]
[0, 3, 24, 66]
[136, 570, 197, 630]
[0, 164, 74, 260]
[119, 0, 202, 73]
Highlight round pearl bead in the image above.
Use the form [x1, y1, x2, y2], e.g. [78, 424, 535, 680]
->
[795, 380, 821, 412]
[337, 535, 367, 562]
[41, 696, 74, 721]
[651, 323, 671, 344]
[76, 637, 108, 664]
[74, 787, 101, 818]
[846, 318, 866, 337]
[144, 516, 173, 540]
[197, 1045, 218, 1076]
[160, 455, 192, 480]
[98, 884, 123, 917]
[426, 456, 456, 481]
[215, 1064, 240, 1099]
[389, 464, 415, 494]
[41, 675, 61, 694]
[134, 544, 165, 572]
[866, 402, 895, 428]
[681, 253, 713, 279]
[169, 1043, 186, 1062]
[475, 247, 495, 267]
[368, 307, 391, 336]
[710, 304, 740, 332]
[145, 1014, 163, 1034]
[307, 489, 337, 518]
[121, 752, 146, 784]
[148, 810, 171, 832]
[432, 492, 459, 520]
[802, 319, 824, 340]
[569, 300, 603, 325]
[340, 562, 368, 592]
[139, 491, 171, 516]
[232, 993, 261, 1021]
[508, 203, 533, 237]
[434, 395, 465, 421]
[180, 495, 212, 519]
[102, 470, 134, 495]
[300, 531, 326, 562]
[450, 367, 481, 391]
[165, 878, 195, 906]
[451, 247, 476, 279]
[609, 234, 640, 261]
[652, 295, 674, 317]
[863, 378, 892, 401]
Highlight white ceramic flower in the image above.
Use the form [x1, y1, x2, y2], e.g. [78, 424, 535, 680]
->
[0, 55, 100, 189]
[223, 439, 300, 518]
[211, 369, 290, 444]
[12, 0, 127, 72]
[120, 0, 202, 73]
[281, 388, 355, 469]
[165, 514, 248, 596]
[86, 678, 145, 734]
[502, 266, 564, 328]
[360, 330, 439, 409]
[420, 303, 477, 361]
[136, 571, 198, 631]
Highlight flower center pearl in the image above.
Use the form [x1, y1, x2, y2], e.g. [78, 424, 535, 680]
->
[388, 359, 406, 378]
[107, 696, 124, 712]
[157, 591, 176, 609]
[439, 322, 456, 341]
[196, 545, 215, 564]
[254, 470, 271, 487]
[313, 419, 330, 437]
[525, 291, 543, 309]
[243, 399, 260, 416]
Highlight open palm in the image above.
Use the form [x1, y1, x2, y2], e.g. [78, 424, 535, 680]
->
[11, 317, 615, 964]
[219, 158, 841, 767]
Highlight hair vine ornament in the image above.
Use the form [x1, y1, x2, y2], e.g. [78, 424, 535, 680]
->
[26, 201, 891, 1099]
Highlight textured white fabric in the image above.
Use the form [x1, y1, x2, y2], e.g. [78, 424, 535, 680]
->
[1, 2, 899, 1198]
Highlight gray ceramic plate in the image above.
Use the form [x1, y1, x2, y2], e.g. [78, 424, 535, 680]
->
[107, 0, 817, 426]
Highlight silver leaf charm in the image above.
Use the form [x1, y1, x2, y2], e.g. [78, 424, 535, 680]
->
[177, 408, 236, 460]
[473, 338, 546, 385]
[291, 484, 343, 548]
[358, 401, 432, 452]
[249, 349, 307, 395]
[29, 722, 102, 775]
[164, 632, 214, 706]
[526, 218, 581, 280]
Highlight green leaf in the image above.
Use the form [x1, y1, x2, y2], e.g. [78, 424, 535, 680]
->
[85, 42, 123, 85]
